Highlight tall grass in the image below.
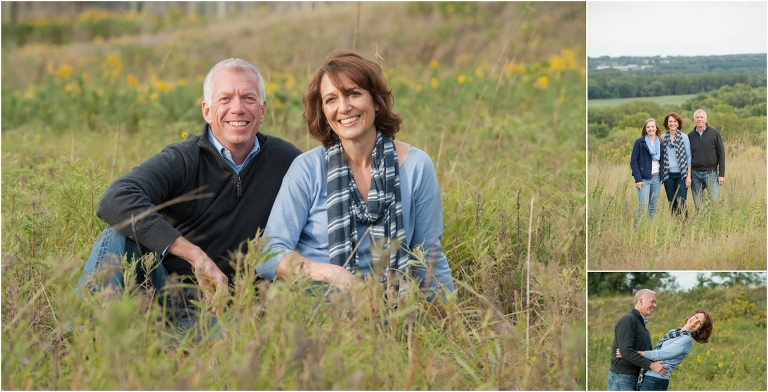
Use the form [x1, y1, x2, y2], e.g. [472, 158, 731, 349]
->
[2, 2, 586, 389]
[587, 286, 767, 390]
[588, 138, 766, 269]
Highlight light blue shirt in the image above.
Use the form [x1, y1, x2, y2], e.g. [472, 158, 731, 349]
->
[258, 145, 454, 300]
[207, 131, 260, 174]
[665, 133, 692, 173]
[644, 333, 693, 380]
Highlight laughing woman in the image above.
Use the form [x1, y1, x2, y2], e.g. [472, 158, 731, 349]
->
[257, 50, 454, 303]
[630, 118, 665, 227]
[617, 309, 713, 391]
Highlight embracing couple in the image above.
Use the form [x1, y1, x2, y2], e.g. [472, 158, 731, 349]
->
[74, 51, 454, 330]
[607, 289, 713, 391]
[629, 110, 726, 227]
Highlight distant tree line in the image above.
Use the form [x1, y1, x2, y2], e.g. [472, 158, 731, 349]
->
[589, 72, 765, 99]
[588, 54, 766, 75]
[588, 272, 766, 296]
[588, 54, 766, 99]
[588, 83, 766, 140]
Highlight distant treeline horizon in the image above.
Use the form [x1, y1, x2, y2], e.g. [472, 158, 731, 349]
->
[587, 53, 766, 99]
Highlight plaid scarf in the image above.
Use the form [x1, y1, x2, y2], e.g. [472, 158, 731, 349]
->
[326, 131, 408, 287]
[637, 328, 696, 389]
[661, 131, 687, 185]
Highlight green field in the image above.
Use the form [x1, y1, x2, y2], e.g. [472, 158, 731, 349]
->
[2, 3, 587, 390]
[588, 286, 767, 390]
[588, 94, 697, 109]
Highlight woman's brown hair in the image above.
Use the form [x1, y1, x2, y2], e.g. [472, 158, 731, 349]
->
[663, 112, 684, 131]
[303, 50, 402, 147]
[687, 308, 713, 344]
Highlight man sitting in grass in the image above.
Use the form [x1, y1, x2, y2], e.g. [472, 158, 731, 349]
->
[75, 58, 301, 330]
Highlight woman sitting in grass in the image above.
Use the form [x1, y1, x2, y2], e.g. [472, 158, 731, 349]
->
[617, 309, 713, 391]
[256, 50, 454, 305]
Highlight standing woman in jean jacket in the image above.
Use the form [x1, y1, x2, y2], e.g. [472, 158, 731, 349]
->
[630, 118, 665, 226]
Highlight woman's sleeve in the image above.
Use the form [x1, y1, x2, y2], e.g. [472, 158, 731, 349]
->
[257, 157, 314, 280]
[644, 336, 692, 361]
[408, 153, 454, 302]
[629, 140, 642, 183]
[684, 134, 692, 167]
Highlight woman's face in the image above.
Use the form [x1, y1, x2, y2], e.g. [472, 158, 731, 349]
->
[685, 312, 706, 331]
[667, 117, 679, 131]
[320, 73, 379, 145]
[645, 121, 658, 137]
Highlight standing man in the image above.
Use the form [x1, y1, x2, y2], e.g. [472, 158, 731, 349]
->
[688, 109, 725, 211]
[607, 289, 668, 390]
[75, 58, 302, 328]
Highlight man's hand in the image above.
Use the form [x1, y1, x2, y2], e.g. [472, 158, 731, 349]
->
[718, 176, 725, 186]
[685, 176, 692, 188]
[168, 236, 228, 314]
[649, 361, 668, 377]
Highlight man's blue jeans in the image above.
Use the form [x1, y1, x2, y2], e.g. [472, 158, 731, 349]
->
[607, 371, 638, 391]
[75, 226, 208, 331]
[662, 172, 687, 216]
[639, 375, 669, 391]
[635, 174, 661, 225]
[691, 170, 719, 210]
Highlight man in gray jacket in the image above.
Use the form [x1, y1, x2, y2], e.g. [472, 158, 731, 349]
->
[607, 289, 668, 390]
[688, 109, 725, 211]
[75, 58, 301, 328]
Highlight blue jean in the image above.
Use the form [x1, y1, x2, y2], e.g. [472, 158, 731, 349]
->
[76, 226, 210, 331]
[607, 371, 638, 391]
[639, 375, 669, 391]
[662, 172, 688, 216]
[635, 174, 661, 224]
[691, 170, 719, 210]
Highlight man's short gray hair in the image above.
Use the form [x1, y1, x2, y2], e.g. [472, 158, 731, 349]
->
[634, 289, 655, 304]
[694, 109, 707, 119]
[203, 58, 266, 105]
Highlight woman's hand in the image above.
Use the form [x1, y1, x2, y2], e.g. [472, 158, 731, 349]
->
[635, 182, 644, 190]
[276, 252, 361, 290]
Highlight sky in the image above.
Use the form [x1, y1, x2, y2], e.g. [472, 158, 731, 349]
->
[667, 271, 705, 291]
[588, 2, 767, 57]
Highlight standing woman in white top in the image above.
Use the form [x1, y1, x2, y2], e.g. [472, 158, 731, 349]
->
[630, 118, 665, 227]
[660, 112, 692, 217]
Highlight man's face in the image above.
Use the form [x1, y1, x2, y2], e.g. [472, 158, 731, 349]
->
[202, 68, 266, 152]
[637, 292, 657, 317]
[694, 112, 707, 130]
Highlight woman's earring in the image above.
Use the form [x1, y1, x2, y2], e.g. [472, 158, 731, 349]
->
[375, 110, 379, 117]
[326, 125, 331, 132]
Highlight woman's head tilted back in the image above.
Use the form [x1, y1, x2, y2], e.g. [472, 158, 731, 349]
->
[685, 308, 713, 344]
[303, 50, 402, 147]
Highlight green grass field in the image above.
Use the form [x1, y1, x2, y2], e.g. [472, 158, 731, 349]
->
[2, 3, 587, 389]
[588, 94, 697, 109]
[588, 286, 767, 390]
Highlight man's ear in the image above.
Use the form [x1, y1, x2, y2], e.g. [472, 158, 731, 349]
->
[202, 100, 213, 124]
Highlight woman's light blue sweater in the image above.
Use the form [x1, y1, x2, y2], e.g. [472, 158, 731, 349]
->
[257, 145, 454, 298]
[644, 334, 693, 380]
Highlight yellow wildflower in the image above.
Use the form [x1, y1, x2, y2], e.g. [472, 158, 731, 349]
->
[181, 132, 189, 139]
[415, 84, 423, 92]
[177, 78, 187, 86]
[127, 74, 137, 86]
[534, 76, 549, 90]
[475, 67, 484, 77]
[54, 64, 73, 80]
[150, 93, 159, 101]
[430, 78, 439, 89]
[24, 88, 35, 99]
[93, 35, 104, 44]
[457, 74, 466, 84]
[429, 59, 440, 70]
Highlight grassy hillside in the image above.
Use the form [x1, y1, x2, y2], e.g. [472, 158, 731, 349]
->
[2, 2, 587, 390]
[588, 94, 696, 109]
[588, 286, 767, 390]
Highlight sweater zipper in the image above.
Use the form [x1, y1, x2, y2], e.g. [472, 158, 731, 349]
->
[201, 142, 243, 197]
